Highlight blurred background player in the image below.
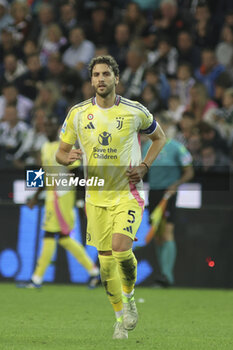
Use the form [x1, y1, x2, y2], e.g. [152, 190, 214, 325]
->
[142, 114, 194, 286]
[23, 117, 99, 289]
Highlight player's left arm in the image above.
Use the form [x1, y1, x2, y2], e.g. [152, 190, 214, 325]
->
[166, 144, 194, 196]
[166, 165, 194, 197]
[141, 122, 166, 168]
[127, 122, 166, 184]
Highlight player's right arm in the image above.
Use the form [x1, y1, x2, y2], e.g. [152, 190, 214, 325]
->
[56, 141, 82, 166]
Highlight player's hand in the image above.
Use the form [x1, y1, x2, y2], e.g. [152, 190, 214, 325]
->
[126, 165, 147, 184]
[165, 184, 178, 198]
[27, 197, 37, 209]
[67, 149, 83, 164]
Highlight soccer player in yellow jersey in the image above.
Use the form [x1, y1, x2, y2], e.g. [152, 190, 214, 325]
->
[56, 56, 166, 339]
[25, 117, 99, 289]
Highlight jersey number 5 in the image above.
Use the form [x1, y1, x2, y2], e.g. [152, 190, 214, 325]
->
[127, 210, 136, 223]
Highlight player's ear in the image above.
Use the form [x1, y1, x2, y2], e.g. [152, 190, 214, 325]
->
[115, 75, 119, 86]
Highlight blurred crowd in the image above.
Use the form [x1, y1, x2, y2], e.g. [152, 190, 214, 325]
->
[0, 0, 232, 173]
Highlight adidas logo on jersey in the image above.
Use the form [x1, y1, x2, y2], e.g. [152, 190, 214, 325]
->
[123, 226, 133, 234]
[85, 122, 95, 129]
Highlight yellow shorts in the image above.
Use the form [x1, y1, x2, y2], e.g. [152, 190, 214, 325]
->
[43, 191, 75, 234]
[86, 199, 144, 251]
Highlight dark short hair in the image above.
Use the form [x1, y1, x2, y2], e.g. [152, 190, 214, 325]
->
[201, 47, 214, 54]
[88, 55, 120, 77]
[215, 72, 232, 88]
[158, 35, 171, 46]
[70, 26, 85, 35]
[178, 61, 193, 74]
[6, 102, 17, 108]
[26, 52, 40, 63]
[144, 67, 160, 76]
[2, 82, 18, 91]
[182, 111, 195, 119]
[197, 1, 209, 9]
[198, 121, 213, 133]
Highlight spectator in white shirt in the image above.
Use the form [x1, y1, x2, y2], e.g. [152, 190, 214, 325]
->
[62, 26, 95, 79]
[0, 83, 33, 122]
[175, 63, 195, 105]
[1, 53, 27, 85]
[0, 0, 13, 35]
[148, 35, 178, 76]
[167, 95, 186, 123]
[0, 104, 29, 165]
[215, 25, 233, 71]
[14, 107, 48, 168]
[120, 42, 147, 99]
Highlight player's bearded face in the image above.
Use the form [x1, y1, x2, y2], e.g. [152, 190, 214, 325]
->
[95, 80, 116, 98]
[91, 64, 118, 98]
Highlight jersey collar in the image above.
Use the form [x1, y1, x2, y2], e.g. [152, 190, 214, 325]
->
[92, 95, 121, 106]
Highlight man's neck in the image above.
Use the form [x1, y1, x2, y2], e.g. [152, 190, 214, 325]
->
[72, 42, 81, 49]
[96, 91, 116, 108]
[9, 120, 18, 128]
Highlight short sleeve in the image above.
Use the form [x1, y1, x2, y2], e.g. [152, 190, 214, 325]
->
[137, 103, 157, 134]
[60, 108, 77, 145]
[177, 143, 192, 166]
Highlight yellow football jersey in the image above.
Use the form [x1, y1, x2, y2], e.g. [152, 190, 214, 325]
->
[41, 141, 70, 197]
[41, 141, 60, 199]
[41, 140, 60, 167]
[60, 96, 157, 206]
[41, 141, 78, 233]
